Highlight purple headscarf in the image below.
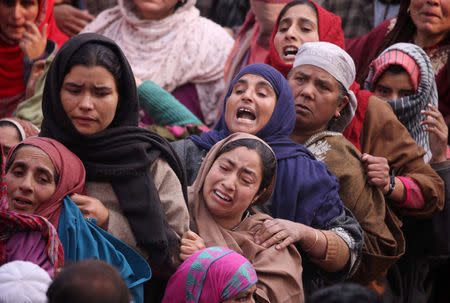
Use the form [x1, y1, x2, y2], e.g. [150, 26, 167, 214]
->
[190, 63, 343, 228]
[162, 246, 258, 302]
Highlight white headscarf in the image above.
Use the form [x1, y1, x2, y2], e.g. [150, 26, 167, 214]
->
[293, 41, 358, 132]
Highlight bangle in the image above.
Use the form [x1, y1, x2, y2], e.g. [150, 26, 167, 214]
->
[384, 169, 396, 197]
[304, 229, 319, 253]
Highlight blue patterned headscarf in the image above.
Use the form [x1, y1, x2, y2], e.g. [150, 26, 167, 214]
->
[162, 246, 258, 303]
[190, 63, 343, 228]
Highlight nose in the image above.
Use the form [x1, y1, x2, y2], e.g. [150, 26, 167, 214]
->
[12, 3, 24, 21]
[285, 26, 298, 41]
[221, 174, 237, 192]
[19, 173, 33, 193]
[78, 94, 94, 111]
[427, 0, 439, 6]
[299, 82, 315, 99]
[241, 88, 255, 103]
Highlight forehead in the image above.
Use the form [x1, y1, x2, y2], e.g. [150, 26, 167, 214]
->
[377, 71, 414, 88]
[234, 74, 275, 90]
[281, 4, 318, 23]
[216, 146, 262, 170]
[293, 65, 338, 83]
[12, 146, 55, 171]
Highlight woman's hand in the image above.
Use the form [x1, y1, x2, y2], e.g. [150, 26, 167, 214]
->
[54, 4, 94, 36]
[25, 60, 46, 99]
[19, 22, 47, 60]
[71, 193, 109, 229]
[179, 231, 206, 261]
[421, 104, 448, 162]
[254, 219, 305, 250]
[362, 153, 390, 194]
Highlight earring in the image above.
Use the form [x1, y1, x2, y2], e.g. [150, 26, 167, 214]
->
[407, 7, 411, 15]
[336, 112, 341, 118]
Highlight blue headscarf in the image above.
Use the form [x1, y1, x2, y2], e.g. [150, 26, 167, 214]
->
[191, 63, 343, 228]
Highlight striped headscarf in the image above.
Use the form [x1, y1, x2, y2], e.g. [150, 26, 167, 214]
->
[162, 246, 258, 303]
[364, 43, 438, 163]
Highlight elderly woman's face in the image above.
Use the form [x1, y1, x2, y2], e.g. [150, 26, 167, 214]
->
[133, 0, 179, 20]
[410, 0, 450, 38]
[288, 65, 347, 136]
[60, 65, 119, 136]
[0, 0, 39, 43]
[6, 146, 57, 214]
[202, 147, 262, 230]
[274, 4, 319, 64]
[225, 74, 277, 135]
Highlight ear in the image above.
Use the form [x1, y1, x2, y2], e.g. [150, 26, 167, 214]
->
[335, 96, 349, 117]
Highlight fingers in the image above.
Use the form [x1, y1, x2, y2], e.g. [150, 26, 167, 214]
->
[182, 230, 200, 241]
[261, 230, 287, 248]
[276, 236, 295, 250]
[254, 219, 280, 244]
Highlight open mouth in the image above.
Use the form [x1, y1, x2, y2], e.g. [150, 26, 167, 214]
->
[12, 197, 33, 210]
[283, 46, 299, 60]
[214, 190, 232, 203]
[236, 107, 256, 121]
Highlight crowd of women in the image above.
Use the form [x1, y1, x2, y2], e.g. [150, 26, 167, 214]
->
[0, 0, 449, 302]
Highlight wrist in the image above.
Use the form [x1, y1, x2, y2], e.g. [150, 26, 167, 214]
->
[384, 169, 396, 197]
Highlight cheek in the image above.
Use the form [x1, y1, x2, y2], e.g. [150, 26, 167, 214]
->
[24, 6, 39, 22]
[273, 33, 283, 52]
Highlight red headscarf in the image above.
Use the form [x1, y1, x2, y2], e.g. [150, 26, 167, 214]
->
[265, 0, 345, 78]
[6, 137, 85, 228]
[0, 0, 68, 100]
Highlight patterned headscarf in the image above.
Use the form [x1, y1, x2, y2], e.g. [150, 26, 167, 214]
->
[0, 146, 6, 211]
[162, 246, 258, 303]
[364, 43, 438, 163]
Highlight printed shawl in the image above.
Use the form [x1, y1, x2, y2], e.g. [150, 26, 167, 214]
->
[40, 33, 186, 266]
[188, 133, 304, 303]
[364, 43, 438, 163]
[81, 0, 233, 94]
[163, 247, 258, 303]
[0, 211, 64, 278]
[190, 63, 343, 229]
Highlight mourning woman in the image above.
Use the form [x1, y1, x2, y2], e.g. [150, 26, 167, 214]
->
[39, 33, 190, 280]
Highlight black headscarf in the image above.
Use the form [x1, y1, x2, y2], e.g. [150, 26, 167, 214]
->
[40, 33, 187, 267]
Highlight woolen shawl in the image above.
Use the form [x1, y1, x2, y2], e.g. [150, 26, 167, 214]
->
[0, 0, 67, 100]
[265, 0, 345, 78]
[7, 137, 85, 229]
[189, 133, 304, 302]
[364, 43, 438, 163]
[81, 0, 233, 93]
[190, 63, 343, 228]
[162, 247, 258, 303]
[39, 33, 186, 265]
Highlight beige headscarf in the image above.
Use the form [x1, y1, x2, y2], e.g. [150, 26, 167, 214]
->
[188, 132, 304, 303]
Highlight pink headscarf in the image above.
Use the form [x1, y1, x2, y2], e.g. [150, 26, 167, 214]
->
[162, 246, 258, 303]
[6, 137, 85, 228]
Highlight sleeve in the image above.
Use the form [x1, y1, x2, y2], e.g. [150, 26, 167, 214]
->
[361, 97, 445, 218]
[150, 157, 190, 240]
[396, 177, 425, 209]
[138, 80, 202, 126]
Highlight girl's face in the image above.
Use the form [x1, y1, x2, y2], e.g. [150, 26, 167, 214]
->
[7, 145, 57, 214]
[0, 0, 39, 43]
[132, 0, 179, 20]
[410, 0, 450, 39]
[202, 147, 263, 230]
[60, 65, 119, 136]
[225, 74, 277, 135]
[273, 4, 319, 64]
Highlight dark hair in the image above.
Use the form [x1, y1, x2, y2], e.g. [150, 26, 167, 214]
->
[5, 144, 60, 184]
[276, 0, 318, 28]
[307, 283, 382, 303]
[337, 80, 349, 106]
[63, 43, 122, 86]
[0, 120, 22, 141]
[47, 259, 130, 303]
[215, 138, 277, 196]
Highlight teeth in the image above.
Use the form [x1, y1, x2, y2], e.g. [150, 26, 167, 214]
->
[214, 190, 231, 202]
[284, 46, 298, 55]
[239, 108, 253, 114]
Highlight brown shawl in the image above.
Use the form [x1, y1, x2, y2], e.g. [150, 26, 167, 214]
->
[361, 97, 444, 218]
[189, 133, 304, 303]
[306, 131, 405, 284]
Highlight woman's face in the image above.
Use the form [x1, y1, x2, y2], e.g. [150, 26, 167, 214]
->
[0, 125, 21, 155]
[0, 0, 39, 43]
[225, 74, 277, 135]
[133, 0, 179, 20]
[6, 146, 57, 214]
[288, 64, 347, 135]
[60, 65, 119, 136]
[222, 284, 257, 303]
[202, 147, 263, 229]
[410, 0, 450, 38]
[273, 4, 319, 64]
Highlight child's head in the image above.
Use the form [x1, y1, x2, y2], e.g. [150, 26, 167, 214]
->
[47, 259, 130, 303]
[374, 64, 416, 101]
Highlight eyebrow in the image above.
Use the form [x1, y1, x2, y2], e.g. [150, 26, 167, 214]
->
[280, 16, 316, 27]
[221, 158, 258, 179]
[12, 161, 54, 180]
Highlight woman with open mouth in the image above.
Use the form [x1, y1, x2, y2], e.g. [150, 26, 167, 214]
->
[176, 133, 304, 302]
[172, 63, 364, 295]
